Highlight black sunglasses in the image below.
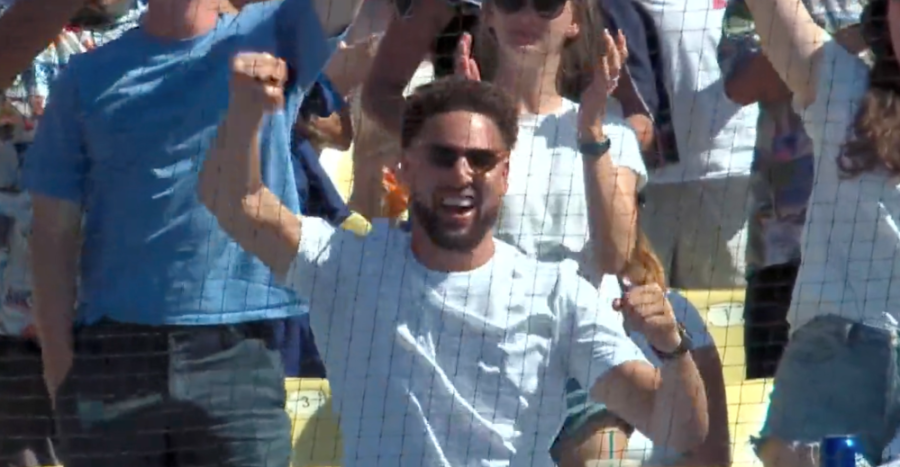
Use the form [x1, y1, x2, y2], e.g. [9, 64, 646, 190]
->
[424, 144, 508, 173]
[491, 0, 567, 19]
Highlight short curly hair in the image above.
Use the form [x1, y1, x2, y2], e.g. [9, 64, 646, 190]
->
[400, 77, 519, 151]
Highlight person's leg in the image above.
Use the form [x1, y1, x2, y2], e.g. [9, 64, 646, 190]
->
[0, 336, 59, 467]
[744, 260, 796, 379]
[551, 412, 630, 467]
[673, 176, 750, 290]
[754, 315, 899, 467]
[550, 380, 630, 465]
[54, 320, 170, 467]
[168, 321, 292, 467]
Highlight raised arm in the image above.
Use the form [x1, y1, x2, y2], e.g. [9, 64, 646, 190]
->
[594, 284, 708, 453]
[744, 0, 829, 106]
[578, 32, 644, 275]
[564, 276, 708, 454]
[362, 0, 457, 138]
[313, 0, 367, 37]
[0, 0, 85, 89]
[198, 53, 301, 278]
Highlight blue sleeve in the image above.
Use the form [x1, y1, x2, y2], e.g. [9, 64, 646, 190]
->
[317, 76, 344, 114]
[597, 0, 660, 117]
[276, 0, 345, 96]
[294, 139, 351, 226]
[300, 77, 344, 120]
[21, 66, 87, 204]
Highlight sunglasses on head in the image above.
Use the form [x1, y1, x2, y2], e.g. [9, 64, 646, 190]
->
[423, 144, 507, 173]
[491, 0, 567, 19]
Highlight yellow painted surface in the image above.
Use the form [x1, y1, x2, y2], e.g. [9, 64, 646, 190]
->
[286, 289, 772, 467]
[319, 147, 355, 201]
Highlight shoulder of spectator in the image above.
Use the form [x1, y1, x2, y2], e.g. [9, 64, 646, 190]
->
[665, 290, 715, 348]
[340, 212, 372, 236]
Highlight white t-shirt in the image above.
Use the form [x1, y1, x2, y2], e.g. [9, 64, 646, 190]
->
[286, 218, 648, 467]
[497, 98, 647, 284]
[790, 37, 900, 331]
[635, 0, 758, 183]
[623, 289, 715, 464]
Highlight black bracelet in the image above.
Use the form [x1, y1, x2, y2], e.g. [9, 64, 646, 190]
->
[578, 137, 611, 159]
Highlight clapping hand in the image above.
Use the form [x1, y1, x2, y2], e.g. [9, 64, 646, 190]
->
[454, 32, 482, 81]
[613, 283, 682, 353]
[576, 30, 628, 133]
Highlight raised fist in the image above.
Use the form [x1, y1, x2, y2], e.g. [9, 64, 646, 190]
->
[229, 52, 288, 115]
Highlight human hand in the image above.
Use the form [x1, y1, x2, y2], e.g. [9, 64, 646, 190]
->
[613, 283, 681, 353]
[454, 32, 481, 81]
[229, 52, 288, 117]
[577, 30, 627, 132]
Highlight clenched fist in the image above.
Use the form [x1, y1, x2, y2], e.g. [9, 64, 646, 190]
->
[229, 52, 288, 116]
[613, 283, 682, 354]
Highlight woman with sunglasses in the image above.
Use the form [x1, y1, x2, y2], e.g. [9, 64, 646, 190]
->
[452, 1, 686, 465]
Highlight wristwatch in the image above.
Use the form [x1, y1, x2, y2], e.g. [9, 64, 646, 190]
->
[651, 323, 693, 361]
[578, 137, 611, 159]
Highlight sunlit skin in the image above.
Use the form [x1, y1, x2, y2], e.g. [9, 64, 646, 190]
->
[398, 111, 510, 273]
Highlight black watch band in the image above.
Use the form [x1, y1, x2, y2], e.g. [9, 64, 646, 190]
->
[578, 137, 611, 159]
[651, 323, 692, 361]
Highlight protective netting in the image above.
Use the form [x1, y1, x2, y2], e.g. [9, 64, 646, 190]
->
[0, 0, 893, 466]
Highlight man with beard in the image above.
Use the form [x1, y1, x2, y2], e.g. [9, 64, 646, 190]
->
[199, 56, 709, 466]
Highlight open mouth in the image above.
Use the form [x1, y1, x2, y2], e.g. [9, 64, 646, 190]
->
[438, 195, 476, 221]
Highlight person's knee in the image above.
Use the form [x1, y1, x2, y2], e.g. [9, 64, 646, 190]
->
[757, 437, 819, 467]
[553, 414, 630, 467]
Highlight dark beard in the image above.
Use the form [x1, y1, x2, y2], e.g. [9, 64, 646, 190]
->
[410, 199, 498, 252]
[69, 0, 134, 30]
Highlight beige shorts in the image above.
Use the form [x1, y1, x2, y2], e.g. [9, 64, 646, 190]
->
[640, 176, 750, 289]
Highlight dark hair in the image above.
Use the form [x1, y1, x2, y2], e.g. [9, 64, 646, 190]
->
[839, 0, 900, 177]
[401, 77, 519, 149]
[472, 0, 604, 99]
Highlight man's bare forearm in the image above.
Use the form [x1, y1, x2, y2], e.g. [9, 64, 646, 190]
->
[30, 196, 82, 385]
[646, 355, 709, 453]
[198, 107, 300, 276]
[745, 0, 827, 105]
[362, 0, 454, 138]
[724, 52, 792, 106]
[0, 0, 84, 89]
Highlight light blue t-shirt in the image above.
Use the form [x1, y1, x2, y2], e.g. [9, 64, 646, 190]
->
[22, 0, 339, 326]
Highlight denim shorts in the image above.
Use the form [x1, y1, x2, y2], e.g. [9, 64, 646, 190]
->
[754, 315, 900, 465]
